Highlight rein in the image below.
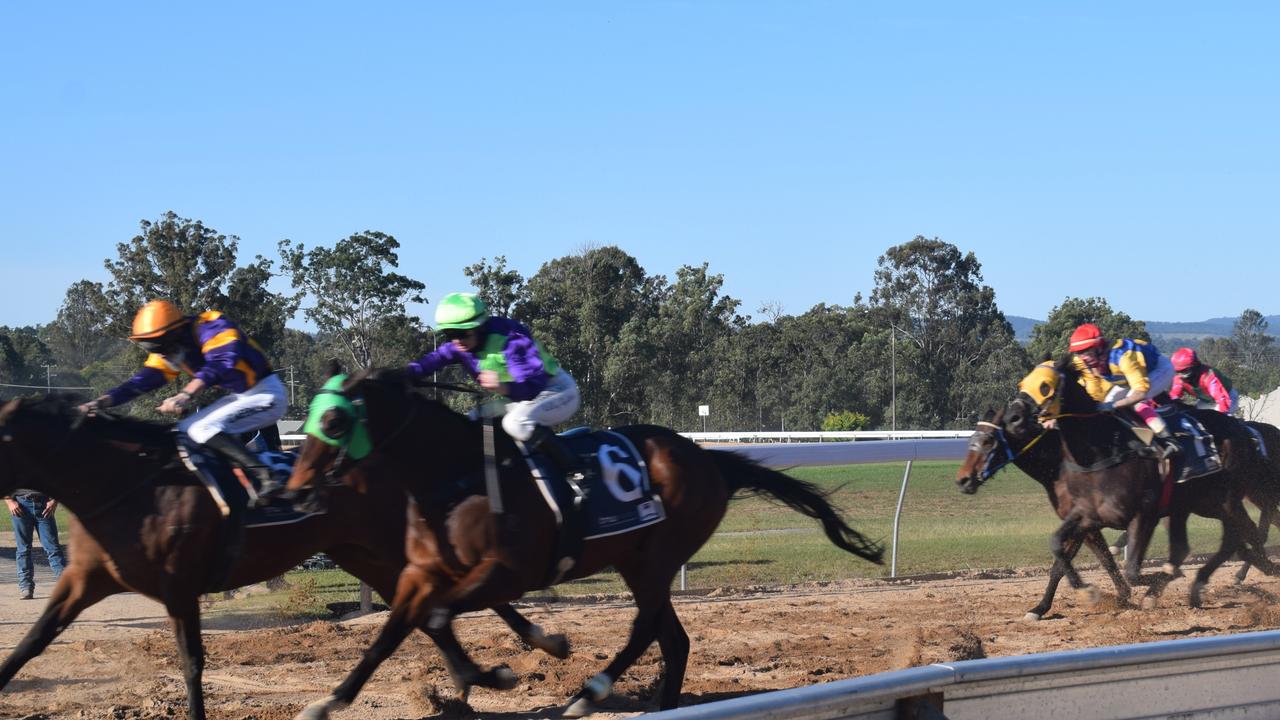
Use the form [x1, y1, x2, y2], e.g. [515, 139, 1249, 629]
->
[975, 421, 1048, 480]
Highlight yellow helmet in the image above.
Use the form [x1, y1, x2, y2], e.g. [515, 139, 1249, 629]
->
[129, 300, 187, 340]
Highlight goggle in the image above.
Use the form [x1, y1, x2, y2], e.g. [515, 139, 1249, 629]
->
[443, 329, 472, 341]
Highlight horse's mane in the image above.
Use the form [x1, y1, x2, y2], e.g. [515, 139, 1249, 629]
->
[1053, 354, 1097, 413]
[15, 394, 178, 448]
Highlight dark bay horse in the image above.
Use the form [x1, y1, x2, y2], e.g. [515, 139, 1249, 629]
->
[284, 371, 883, 718]
[959, 359, 1279, 609]
[956, 411, 1131, 620]
[0, 396, 565, 720]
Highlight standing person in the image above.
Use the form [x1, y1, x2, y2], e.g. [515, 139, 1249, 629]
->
[1170, 347, 1238, 414]
[407, 292, 582, 474]
[4, 490, 66, 599]
[79, 299, 288, 496]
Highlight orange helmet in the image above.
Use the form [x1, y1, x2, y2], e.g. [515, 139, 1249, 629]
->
[1068, 323, 1106, 353]
[129, 300, 187, 340]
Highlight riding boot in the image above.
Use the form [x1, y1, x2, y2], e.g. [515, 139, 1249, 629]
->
[203, 433, 280, 501]
[528, 425, 587, 483]
[1154, 428, 1181, 460]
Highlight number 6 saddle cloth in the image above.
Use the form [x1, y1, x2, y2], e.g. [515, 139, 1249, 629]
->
[519, 428, 666, 541]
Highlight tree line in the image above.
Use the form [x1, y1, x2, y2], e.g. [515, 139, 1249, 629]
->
[3, 212, 1276, 430]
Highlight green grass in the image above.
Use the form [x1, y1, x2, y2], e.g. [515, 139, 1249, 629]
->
[5, 462, 1256, 614]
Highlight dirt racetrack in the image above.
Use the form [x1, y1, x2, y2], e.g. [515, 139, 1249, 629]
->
[3, 562, 1280, 720]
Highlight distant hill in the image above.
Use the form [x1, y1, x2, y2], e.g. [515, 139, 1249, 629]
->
[1007, 315, 1280, 344]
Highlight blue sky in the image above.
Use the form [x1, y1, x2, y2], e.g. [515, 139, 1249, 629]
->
[2, 3, 1276, 329]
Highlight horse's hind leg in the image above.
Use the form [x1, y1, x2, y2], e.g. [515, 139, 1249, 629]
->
[653, 600, 689, 711]
[564, 567, 675, 718]
[423, 608, 517, 698]
[1236, 500, 1275, 584]
[0, 565, 119, 689]
[167, 595, 207, 720]
[492, 603, 570, 659]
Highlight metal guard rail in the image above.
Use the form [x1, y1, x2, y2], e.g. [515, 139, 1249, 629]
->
[645, 628, 1280, 719]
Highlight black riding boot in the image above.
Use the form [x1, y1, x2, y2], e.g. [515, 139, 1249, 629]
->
[1154, 428, 1181, 460]
[528, 426, 586, 482]
[204, 433, 279, 500]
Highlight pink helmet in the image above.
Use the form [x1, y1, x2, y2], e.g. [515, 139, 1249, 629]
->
[1171, 347, 1199, 373]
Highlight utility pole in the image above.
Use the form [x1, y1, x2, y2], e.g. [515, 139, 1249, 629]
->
[42, 364, 54, 393]
[287, 366, 296, 406]
[891, 329, 896, 434]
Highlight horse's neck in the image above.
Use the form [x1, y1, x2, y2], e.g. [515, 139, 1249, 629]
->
[22, 435, 173, 519]
[1010, 432, 1059, 489]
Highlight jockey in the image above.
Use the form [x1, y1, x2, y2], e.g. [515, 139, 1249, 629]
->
[407, 292, 583, 475]
[80, 300, 288, 496]
[1068, 323, 1179, 457]
[1170, 347, 1238, 414]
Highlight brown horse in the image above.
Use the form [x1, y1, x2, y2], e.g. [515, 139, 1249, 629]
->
[284, 370, 883, 718]
[958, 358, 1279, 610]
[0, 395, 566, 720]
[956, 411, 1131, 620]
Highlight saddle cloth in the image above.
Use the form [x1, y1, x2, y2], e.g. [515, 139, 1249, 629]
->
[1153, 406, 1223, 482]
[177, 441, 320, 528]
[521, 428, 665, 540]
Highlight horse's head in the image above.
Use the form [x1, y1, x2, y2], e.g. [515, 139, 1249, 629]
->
[286, 366, 418, 493]
[956, 406, 1007, 494]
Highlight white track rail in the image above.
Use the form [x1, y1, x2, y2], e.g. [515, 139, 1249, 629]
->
[646, 629, 1280, 720]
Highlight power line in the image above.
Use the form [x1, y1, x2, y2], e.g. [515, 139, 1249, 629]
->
[0, 382, 92, 390]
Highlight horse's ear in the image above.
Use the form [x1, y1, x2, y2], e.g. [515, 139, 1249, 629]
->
[326, 359, 345, 380]
[982, 407, 995, 422]
[1054, 353, 1074, 373]
[0, 398, 20, 426]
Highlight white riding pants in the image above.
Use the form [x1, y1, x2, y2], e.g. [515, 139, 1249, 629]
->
[501, 371, 581, 442]
[179, 373, 289, 444]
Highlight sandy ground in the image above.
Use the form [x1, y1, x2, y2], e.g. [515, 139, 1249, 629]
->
[2, 560, 1280, 720]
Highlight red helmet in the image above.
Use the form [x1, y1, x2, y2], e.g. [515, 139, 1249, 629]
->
[1068, 323, 1106, 352]
[1171, 347, 1199, 373]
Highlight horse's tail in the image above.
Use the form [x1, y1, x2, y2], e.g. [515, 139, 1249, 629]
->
[709, 449, 884, 565]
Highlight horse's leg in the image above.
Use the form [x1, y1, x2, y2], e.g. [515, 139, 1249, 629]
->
[564, 567, 674, 718]
[296, 570, 427, 720]
[0, 565, 119, 689]
[653, 600, 690, 711]
[492, 603, 570, 659]
[167, 596, 206, 720]
[1083, 529, 1131, 607]
[423, 608, 518, 698]
[1026, 533, 1091, 621]
[1049, 515, 1089, 593]
[1124, 513, 1171, 609]
[1238, 500, 1276, 584]
[1109, 530, 1129, 556]
[1164, 510, 1191, 578]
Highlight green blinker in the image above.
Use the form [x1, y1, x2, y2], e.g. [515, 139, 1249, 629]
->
[302, 374, 372, 460]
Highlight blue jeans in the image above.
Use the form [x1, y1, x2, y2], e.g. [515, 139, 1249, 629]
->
[10, 496, 67, 592]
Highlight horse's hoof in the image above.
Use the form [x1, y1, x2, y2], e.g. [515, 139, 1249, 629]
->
[1077, 585, 1101, 605]
[1108, 546, 1122, 556]
[1023, 611, 1044, 622]
[1162, 563, 1183, 578]
[563, 697, 596, 718]
[528, 624, 572, 659]
[491, 665, 518, 691]
[1189, 581, 1206, 609]
[294, 695, 346, 720]
[1141, 595, 1159, 610]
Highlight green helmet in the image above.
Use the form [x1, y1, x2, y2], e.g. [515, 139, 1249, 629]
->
[435, 292, 489, 330]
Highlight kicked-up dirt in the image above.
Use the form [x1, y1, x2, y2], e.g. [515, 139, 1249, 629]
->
[2, 563, 1280, 719]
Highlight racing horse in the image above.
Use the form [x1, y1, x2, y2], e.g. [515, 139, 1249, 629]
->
[284, 369, 884, 718]
[956, 410, 1132, 620]
[958, 357, 1279, 610]
[0, 395, 567, 720]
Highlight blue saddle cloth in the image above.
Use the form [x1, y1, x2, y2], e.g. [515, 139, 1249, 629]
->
[177, 442, 320, 528]
[1156, 408, 1223, 482]
[522, 428, 665, 539]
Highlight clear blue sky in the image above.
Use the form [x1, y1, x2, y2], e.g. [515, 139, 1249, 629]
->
[2, 3, 1276, 329]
